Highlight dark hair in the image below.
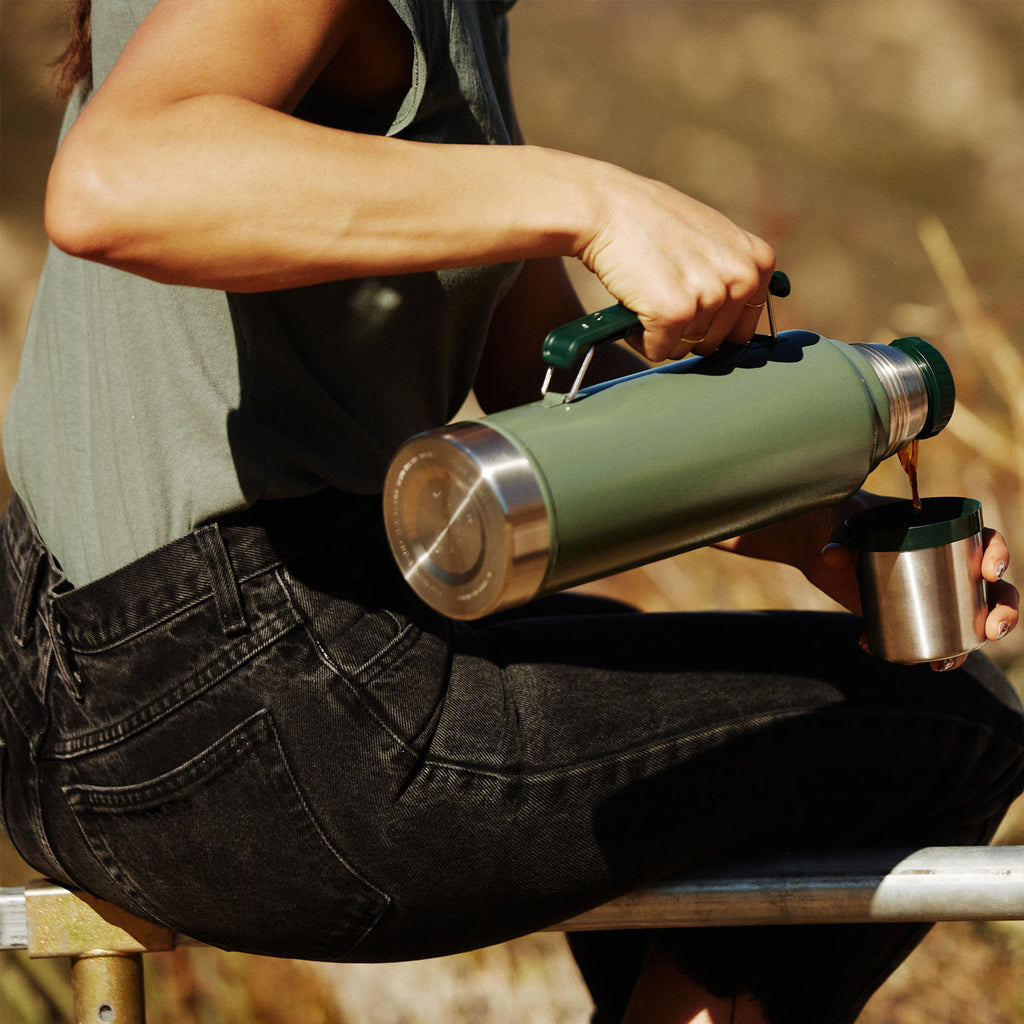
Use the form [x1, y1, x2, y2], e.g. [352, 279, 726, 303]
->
[53, 0, 92, 102]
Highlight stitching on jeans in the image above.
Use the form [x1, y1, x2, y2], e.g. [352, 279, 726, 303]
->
[350, 618, 418, 679]
[275, 568, 343, 677]
[274, 567, 420, 685]
[49, 611, 302, 757]
[276, 572, 429, 755]
[58, 591, 213, 653]
[45, 606, 84, 702]
[55, 563, 285, 655]
[414, 705, 1017, 788]
[194, 524, 249, 637]
[12, 541, 45, 647]
[414, 706, 813, 783]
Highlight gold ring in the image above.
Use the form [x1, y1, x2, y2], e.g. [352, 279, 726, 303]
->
[744, 300, 766, 308]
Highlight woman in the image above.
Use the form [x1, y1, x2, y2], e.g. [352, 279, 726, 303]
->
[2, 2, 1022, 1022]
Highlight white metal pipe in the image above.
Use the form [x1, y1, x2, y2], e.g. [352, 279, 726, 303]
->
[3, 847, 1023, 953]
[560, 846, 1024, 930]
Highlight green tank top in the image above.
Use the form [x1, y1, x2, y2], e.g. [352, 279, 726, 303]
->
[4, 0, 521, 586]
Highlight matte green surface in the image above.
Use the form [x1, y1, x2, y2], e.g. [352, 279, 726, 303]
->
[479, 331, 895, 593]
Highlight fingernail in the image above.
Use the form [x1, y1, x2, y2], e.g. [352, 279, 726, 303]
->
[995, 561, 1007, 580]
[858, 635, 871, 654]
[935, 658, 957, 672]
[996, 621, 1010, 640]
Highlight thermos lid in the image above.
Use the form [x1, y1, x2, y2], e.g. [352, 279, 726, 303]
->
[888, 337, 956, 439]
[383, 422, 552, 619]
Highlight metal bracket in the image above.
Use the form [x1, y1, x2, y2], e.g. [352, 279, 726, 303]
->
[540, 345, 597, 404]
[20, 880, 176, 1024]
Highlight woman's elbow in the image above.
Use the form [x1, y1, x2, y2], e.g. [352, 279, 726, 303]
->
[44, 141, 129, 262]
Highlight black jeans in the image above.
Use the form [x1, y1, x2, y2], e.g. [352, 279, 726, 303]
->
[2, 491, 1022, 1023]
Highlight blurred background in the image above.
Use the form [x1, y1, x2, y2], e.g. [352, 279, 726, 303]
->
[2, 0, 1022, 1020]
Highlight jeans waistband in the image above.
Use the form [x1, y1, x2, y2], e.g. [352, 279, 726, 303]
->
[4, 490, 380, 653]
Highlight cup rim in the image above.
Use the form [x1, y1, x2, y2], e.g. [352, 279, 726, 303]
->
[845, 497, 982, 552]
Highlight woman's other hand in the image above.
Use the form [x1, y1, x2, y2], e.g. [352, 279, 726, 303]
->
[719, 491, 1020, 672]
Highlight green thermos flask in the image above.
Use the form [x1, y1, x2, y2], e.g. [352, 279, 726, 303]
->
[383, 299, 955, 620]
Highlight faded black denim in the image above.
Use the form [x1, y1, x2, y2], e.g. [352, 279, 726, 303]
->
[2, 491, 1022, 1022]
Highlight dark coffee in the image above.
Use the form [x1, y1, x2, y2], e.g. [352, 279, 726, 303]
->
[897, 438, 922, 510]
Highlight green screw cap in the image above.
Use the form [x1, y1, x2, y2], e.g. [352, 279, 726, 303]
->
[889, 336, 956, 439]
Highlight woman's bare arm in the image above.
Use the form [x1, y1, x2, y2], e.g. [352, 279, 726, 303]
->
[45, 0, 774, 360]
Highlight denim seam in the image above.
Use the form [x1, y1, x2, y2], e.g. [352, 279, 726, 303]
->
[350, 618, 421, 681]
[194, 524, 249, 637]
[0, 644, 52, 746]
[414, 706, 811, 783]
[34, 762, 85, 891]
[262, 710, 392, 907]
[274, 569, 428, 755]
[62, 708, 391, 952]
[275, 567, 421, 683]
[54, 562, 286, 654]
[290, 624, 422, 756]
[276, 568, 345, 680]
[44, 604, 85, 702]
[47, 610, 303, 757]
[11, 539, 45, 647]
[412, 704, 1007, 785]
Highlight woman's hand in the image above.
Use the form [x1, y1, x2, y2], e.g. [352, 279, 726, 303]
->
[718, 491, 1020, 671]
[575, 166, 777, 362]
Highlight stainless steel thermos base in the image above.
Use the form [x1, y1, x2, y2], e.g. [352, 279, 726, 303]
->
[384, 422, 552, 619]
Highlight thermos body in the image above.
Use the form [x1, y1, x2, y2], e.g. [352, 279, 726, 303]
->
[385, 329, 954, 620]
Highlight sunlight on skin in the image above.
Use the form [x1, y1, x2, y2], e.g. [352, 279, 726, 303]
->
[620, 948, 768, 1024]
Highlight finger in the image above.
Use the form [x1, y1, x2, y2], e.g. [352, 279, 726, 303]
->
[690, 301, 748, 356]
[673, 302, 721, 358]
[820, 541, 855, 572]
[693, 279, 772, 355]
[642, 253, 776, 360]
[862, 638, 968, 675]
[722, 252, 776, 346]
[719, 291, 769, 348]
[628, 309, 685, 362]
[931, 654, 968, 673]
[985, 578, 1019, 641]
[674, 268, 754, 357]
[981, 527, 1010, 582]
[638, 322, 699, 362]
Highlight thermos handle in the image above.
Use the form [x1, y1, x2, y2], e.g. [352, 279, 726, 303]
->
[542, 270, 793, 371]
[542, 304, 641, 370]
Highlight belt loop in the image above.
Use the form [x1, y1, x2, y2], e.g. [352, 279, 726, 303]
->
[195, 523, 249, 637]
[45, 604, 84, 702]
[12, 540, 46, 647]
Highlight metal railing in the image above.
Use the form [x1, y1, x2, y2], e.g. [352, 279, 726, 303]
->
[3, 846, 1024, 1024]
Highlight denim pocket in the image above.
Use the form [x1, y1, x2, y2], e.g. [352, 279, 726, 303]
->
[64, 708, 389, 959]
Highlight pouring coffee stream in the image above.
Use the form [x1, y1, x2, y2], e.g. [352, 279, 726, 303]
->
[384, 274, 956, 619]
[898, 439, 923, 511]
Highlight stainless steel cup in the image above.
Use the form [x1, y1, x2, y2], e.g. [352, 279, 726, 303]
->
[846, 497, 987, 665]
